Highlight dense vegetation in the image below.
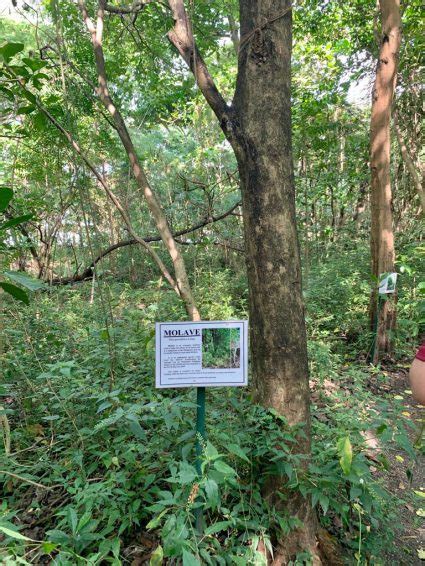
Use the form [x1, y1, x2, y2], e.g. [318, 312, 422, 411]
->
[0, 0, 423, 564]
[202, 328, 240, 369]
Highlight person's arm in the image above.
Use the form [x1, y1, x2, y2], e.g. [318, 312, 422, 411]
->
[409, 343, 425, 405]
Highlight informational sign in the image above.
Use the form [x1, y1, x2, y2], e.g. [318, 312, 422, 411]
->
[155, 320, 248, 388]
[378, 272, 397, 295]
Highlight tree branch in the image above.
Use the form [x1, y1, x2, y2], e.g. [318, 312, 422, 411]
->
[176, 238, 244, 253]
[50, 200, 241, 285]
[166, 0, 240, 148]
[103, 0, 152, 14]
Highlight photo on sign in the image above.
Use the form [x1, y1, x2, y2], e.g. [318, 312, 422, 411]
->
[202, 327, 240, 369]
[378, 272, 397, 294]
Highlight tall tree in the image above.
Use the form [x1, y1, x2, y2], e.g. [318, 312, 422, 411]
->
[167, 0, 318, 560]
[369, 0, 401, 362]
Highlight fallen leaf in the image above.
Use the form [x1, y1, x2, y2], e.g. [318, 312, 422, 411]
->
[414, 491, 425, 499]
[150, 545, 163, 566]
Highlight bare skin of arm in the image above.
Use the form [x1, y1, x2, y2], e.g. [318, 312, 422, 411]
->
[409, 358, 425, 405]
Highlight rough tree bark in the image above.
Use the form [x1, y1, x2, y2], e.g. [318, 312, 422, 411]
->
[369, 0, 401, 362]
[234, 4, 317, 561]
[168, 0, 320, 561]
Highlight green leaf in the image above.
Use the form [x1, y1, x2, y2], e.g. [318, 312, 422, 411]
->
[128, 419, 146, 440]
[100, 328, 110, 341]
[32, 111, 48, 131]
[0, 86, 14, 101]
[111, 537, 120, 558]
[319, 494, 329, 515]
[0, 282, 29, 304]
[149, 545, 163, 566]
[16, 105, 36, 115]
[21, 89, 37, 104]
[97, 401, 112, 413]
[0, 214, 33, 230]
[227, 443, 250, 463]
[213, 460, 237, 476]
[204, 520, 233, 536]
[177, 462, 197, 484]
[22, 57, 47, 72]
[0, 187, 13, 212]
[182, 549, 200, 566]
[0, 525, 34, 541]
[204, 478, 218, 506]
[41, 541, 58, 554]
[204, 441, 219, 460]
[0, 42, 24, 63]
[414, 490, 425, 499]
[4, 271, 45, 291]
[67, 507, 78, 535]
[337, 436, 352, 476]
[146, 509, 168, 530]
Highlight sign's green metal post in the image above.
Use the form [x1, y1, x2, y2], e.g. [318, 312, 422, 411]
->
[195, 386, 206, 534]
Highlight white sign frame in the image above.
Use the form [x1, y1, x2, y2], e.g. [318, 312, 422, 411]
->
[155, 320, 248, 388]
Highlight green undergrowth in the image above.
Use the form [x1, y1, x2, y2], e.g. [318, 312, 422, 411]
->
[305, 241, 424, 358]
[0, 266, 421, 565]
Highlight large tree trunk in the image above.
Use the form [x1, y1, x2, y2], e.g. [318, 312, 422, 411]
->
[233, 2, 317, 561]
[369, 0, 401, 362]
[167, 0, 321, 560]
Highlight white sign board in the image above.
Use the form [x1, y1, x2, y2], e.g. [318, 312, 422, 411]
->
[155, 320, 248, 388]
[378, 272, 397, 295]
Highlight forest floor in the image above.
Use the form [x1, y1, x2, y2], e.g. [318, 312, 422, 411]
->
[367, 365, 424, 565]
[124, 363, 425, 565]
[2, 275, 424, 566]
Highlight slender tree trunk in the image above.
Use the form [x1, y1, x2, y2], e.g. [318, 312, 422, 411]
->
[353, 181, 367, 230]
[78, 0, 200, 321]
[337, 126, 345, 231]
[393, 111, 425, 214]
[330, 185, 336, 241]
[228, 13, 240, 54]
[369, 0, 401, 362]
